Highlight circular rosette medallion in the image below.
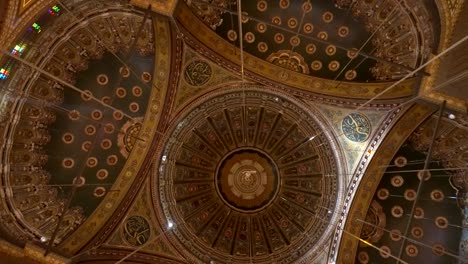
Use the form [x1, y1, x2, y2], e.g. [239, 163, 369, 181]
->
[217, 149, 279, 212]
[117, 118, 143, 158]
[156, 87, 343, 264]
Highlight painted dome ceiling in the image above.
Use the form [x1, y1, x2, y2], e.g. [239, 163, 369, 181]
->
[0, 1, 156, 245]
[0, 0, 465, 264]
[185, 0, 437, 82]
[157, 87, 342, 263]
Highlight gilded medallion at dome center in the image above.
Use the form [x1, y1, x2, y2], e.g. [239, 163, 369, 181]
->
[217, 150, 279, 212]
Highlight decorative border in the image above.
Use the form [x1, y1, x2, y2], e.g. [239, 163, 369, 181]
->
[331, 102, 435, 263]
[173, 2, 418, 101]
[180, 33, 407, 110]
[59, 17, 170, 254]
[0, 240, 69, 264]
[79, 248, 185, 263]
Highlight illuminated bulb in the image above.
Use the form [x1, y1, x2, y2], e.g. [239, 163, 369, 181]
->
[448, 113, 456, 120]
[162, 155, 167, 162]
[168, 221, 174, 229]
[40, 236, 48, 242]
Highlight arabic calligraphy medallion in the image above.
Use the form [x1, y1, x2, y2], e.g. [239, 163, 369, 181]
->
[342, 113, 371, 142]
[122, 215, 151, 246]
[184, 60, 212, 86]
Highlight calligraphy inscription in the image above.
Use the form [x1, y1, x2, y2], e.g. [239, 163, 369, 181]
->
[341, 113, 371, 142]
[184, 60, 212, 86]
[123, 215, 151, 246]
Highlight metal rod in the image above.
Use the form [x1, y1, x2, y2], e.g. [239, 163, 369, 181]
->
[44, 7, 153, 254]
[316, 202, 468, 263]
[0, 88, 147, 142]
[57, 0, 161, 94]
[114, 229, 170, 264]
[44, 120, 106, 254]
[383, 166, 466, 174]
[282, 0, 308, 69]
[356, 35, 468, 111]
[405, 215, 468, 230]
[384, 67, 468, 116]
[395, 100, 446, 263]
[387, 194, 459, 202]
[1, 50, 136, 121]
[5, 183, 116, 188]
[188, 0, 417, 73]
[71, 243, 106, 260]
[310, 202, 410, 264]
[236, 0, 245, 83]
[356, 218, 468, 262]
[341, 228, 409, 264]
[333, 0, 393, 83]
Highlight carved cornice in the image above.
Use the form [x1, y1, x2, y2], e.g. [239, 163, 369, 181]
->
[0, 239, 70, 264]
[75, 247, 186, 264]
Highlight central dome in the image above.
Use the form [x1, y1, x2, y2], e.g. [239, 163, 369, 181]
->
[157, 87, 341, 263]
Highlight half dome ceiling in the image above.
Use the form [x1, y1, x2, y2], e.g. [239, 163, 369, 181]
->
[185, 0, 437, 82]
[0, 2, 157, 245]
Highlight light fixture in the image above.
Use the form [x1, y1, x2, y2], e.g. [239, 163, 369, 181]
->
[448, 113, 456, 120]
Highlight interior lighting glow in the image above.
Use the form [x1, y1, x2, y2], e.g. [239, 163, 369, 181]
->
[48, 5, 61, 16]
[11, 43, 26, 56]
[31, 22, 42, 33]
[0, 68, 10, 80]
